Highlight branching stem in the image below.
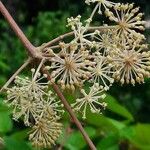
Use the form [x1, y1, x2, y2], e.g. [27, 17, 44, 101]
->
[41, 25, 117, 49]
[0, 58, 32, 93]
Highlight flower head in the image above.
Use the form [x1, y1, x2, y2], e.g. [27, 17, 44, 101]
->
[88, 52, 114, 90]
[109, 44, 150, 85]
[29, 118, 62, 148]
[48, 43, 94, 90]
[71, 83, 107, 119]
[5, 85, 43, 126]
[92, 29, 118, 54]
[14, 68, 48, 97]
[67, 16, 93, 47]
[5, 65, 63, 126]
[41, 91, 64, 119]
[106, 3, 146, 39]
[85, 0, 116, 14]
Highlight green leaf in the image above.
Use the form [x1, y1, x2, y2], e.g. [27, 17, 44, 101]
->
[4, 137, 32, 150]
[0, 112, 13, 133]
[97, 133, 119, 150]
[0, 60, 10, 72]
[107, 118, 126, 130]
[11, 129, 30, 141]
[129, 124, 150, 149]
[0, 102, 10, 113]
[119, 126, 135, 140]
[105, 95, 134, 121]
[86, 113, 126, 133]
[64, 127, 96, 150]
[0, 103, 12, 133]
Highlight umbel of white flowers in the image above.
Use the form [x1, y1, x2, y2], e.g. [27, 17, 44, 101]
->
[5, 66, 64, 148]
[4, 0, 150, 148]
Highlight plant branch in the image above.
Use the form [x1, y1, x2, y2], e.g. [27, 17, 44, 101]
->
[0, 58, 32, 93]
[0, 1, 96, 149]
[49, 45, 60, 49]
[42, 32, 73, 48]
[41, 25, 117, 48]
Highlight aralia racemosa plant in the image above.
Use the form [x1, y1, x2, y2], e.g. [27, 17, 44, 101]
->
[0, 0, 150, 149]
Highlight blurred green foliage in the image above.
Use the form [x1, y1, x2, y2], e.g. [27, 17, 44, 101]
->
[0, 0, 150, 150]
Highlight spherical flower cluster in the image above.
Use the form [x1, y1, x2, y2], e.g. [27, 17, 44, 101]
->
[6, 70, 49, 126]
[88, 52, 114, 90]
[85, 0, 116, 14]
[42, 91, 64, 118]
[109, 44, 150, 85]
[47, 42, 95, 90]
[71, 83, 107, 119]
[5, 62, 63, 148]
[29, 118, 62, 148]
[105, 3, 146, 39]
[92, 29, 117, 54]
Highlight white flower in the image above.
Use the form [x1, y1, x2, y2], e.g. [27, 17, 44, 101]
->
[110, 44, 150, 85]
[29, 118, 62, 148]
[15, 69, 48, 97]
[15, 96, 43, 126]
[85, 0, 116, 14]
[41, 91, 64, 118]
[49, 43, 94, 90]
[5, 65, 63, 126]
[88, 52, 114, 90]
[92, 29, 117, 54]
[6, 86, 43, 126]
[71, 83, 107, 119]
[6, 86, 25, 108]
[67, 16, 94, 47]
[106, 3, 146, 39]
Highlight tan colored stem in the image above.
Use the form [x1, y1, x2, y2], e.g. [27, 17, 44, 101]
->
[0, 58, 32, 93]
[42, 26, 117, 48]
[43, 32, 73, 48]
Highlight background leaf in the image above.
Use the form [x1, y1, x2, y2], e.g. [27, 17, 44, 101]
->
[106, 95, 134, 121]
[4, 137, 32, 150]
[64, 127, 96, 150]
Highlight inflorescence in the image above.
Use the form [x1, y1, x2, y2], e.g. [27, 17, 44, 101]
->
[3, 0, 150, 149]
[5, 62, 63, 148]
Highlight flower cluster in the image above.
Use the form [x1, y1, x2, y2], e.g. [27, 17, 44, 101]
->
[110, 42, 150, 85]
[29, 118, 62, 148]
[40, 0, 150, 118]
[46, 42, 95, 90]
[88, 52, 114, 90]
[85, 0, 116, 14]
[67, 16, 94, 47]
[5, 61, 63, 148]
[3, 0, 150, 149]
[71, 83, 107, 119]
[105, 3, 146, 39]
